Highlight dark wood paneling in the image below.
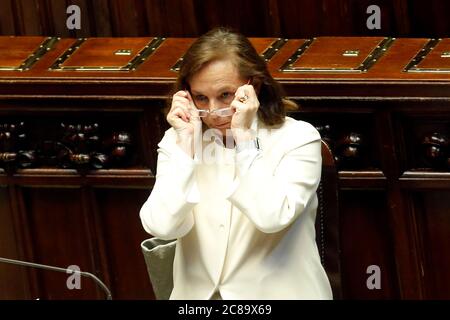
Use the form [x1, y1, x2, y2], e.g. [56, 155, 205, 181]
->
[0, 187, 30, 299]
[94, 188, 154, 299]
[22, 188, 99, 299]
[193, 0, 279, 37]
[0, 0, 16, 35]
[13, 0, 43, 35]
[339, 191, 399, 299]
[408, 0, 450, 37]
[0, 0, 449, 38]
[89, 0, 113, 37]
[412, 191, 450, 299]
[108, 0, 147, 37]
[143, 0, 199, 37]
[46, 0, 71, 37]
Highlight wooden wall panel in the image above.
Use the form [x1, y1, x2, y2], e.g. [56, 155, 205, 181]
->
[13, 0, 43, 35]
[408, 0, 450, 36]
[412, 191, 450, 299]
[70, 0, 95, 38]
[0, 187, 30, 299]
[144, 0, 199, 37]
[89, 0, 113, 37]
[0, 0, 15, 35]
[193, 0, 278, 37]
[46, 0, 71, 37]
[21, 188, 99, 299]
[0, 0, 449, 38]
[108, 0, 146, 37]
[339, 191, 399, 299]
[94, 188, 154, 300]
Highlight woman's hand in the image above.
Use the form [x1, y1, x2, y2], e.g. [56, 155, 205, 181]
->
[166, 90, 201, 157]
[166, 90, 201, 137]
[230, 84, 260, 141]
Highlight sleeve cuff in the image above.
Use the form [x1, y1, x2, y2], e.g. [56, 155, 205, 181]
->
[170, 143, 197, 167]
[186, 180, 200, 203]
[164, 143, 200, 204]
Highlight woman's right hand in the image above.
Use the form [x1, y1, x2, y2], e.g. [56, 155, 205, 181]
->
[166, 90, 200, 137]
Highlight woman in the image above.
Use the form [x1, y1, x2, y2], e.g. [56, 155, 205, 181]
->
[140, 27, 332, 300]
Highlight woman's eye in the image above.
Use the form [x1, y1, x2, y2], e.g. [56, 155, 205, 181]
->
[220, 92, 233, 101]
[195, 95, 207, 103]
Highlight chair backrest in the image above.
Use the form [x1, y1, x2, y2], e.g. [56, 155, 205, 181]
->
[141, 238, 176, 300]
[316, 140, 343, 299]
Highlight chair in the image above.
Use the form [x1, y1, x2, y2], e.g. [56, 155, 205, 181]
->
[316, 140, 343, 299]
[141, 237, 176, 300]
[141, 139, 343, 300]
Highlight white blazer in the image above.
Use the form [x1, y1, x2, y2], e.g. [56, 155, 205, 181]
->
[140, 116, 333, 300]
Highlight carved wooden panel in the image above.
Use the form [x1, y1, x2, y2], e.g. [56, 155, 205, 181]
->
[396, 111, 450, 172]
[0, 117, 140, 173]
[289, 109, 381, 171]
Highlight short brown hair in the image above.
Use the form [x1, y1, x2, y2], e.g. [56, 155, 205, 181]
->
[171, 27, 297, 126]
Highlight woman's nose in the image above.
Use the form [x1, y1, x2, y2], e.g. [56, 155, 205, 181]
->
[208, 100, 220, 118]
[209, 99, 219, 111]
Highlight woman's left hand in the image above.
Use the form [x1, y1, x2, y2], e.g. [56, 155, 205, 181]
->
[230, 84, 260, 132]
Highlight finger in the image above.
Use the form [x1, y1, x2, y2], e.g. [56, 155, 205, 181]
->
[172, 107, 190, 122]
[171, 99, 189, 113]
[235, 85, 260, 110]
[171, 103, 190, 117]
[171, 100, 190, 114]
[171, 91, 189, 108]
[183, 91, 202, 121]
[242, 84, 257, 100]
[233, 91, 250, 106]
[174, 90, 188, 98]
[184, 90, 197, 110]
[178, 106, 191, 121]
[234, 86, 250, 103]
[172, 95, 189, 105]
[230, 100, 243, 113]
[189, 107, 200, 118]
[234, 86, 245, 98]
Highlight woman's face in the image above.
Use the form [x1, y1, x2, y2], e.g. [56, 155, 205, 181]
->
[188, 59, 248, 136]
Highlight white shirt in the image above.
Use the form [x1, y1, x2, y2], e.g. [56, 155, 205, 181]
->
[140, 117, 333, 300]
